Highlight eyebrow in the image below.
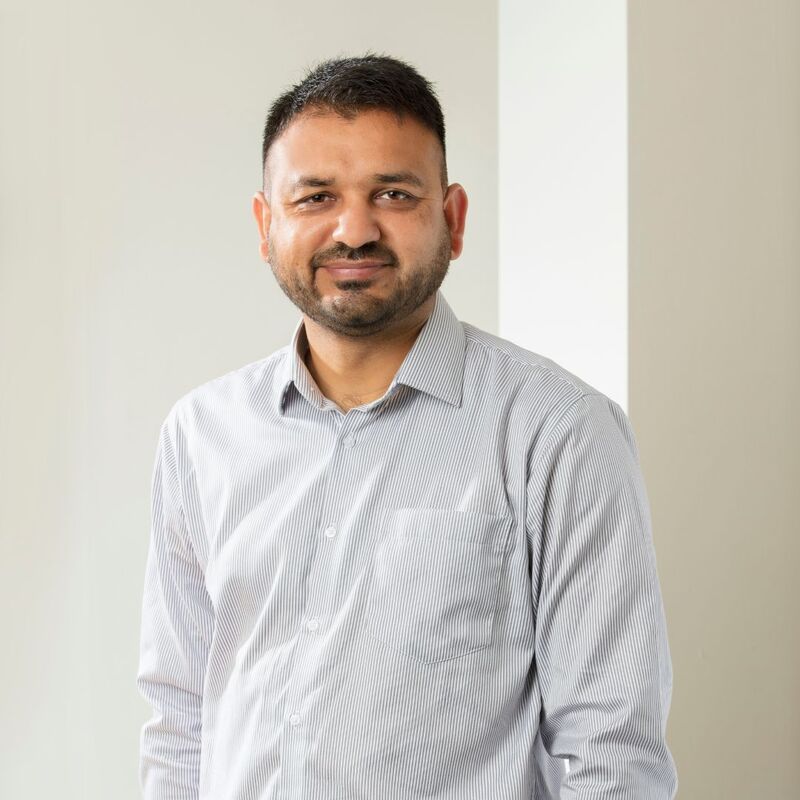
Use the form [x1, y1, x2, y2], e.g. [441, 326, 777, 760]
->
[372, 171, 425, 188]
[288, 171, 425, 194]
[289, 176, 335, 193]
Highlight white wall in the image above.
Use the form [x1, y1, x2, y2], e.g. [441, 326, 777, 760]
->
[499, 0, 628, 408]
[0, 2, 497, 797]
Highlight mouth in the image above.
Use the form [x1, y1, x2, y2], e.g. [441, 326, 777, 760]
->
[319, 261, 389, 280]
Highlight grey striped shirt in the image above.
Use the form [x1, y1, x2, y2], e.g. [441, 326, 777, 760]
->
[137, 289, 677, 799]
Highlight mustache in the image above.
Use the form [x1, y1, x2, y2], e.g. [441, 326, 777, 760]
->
[311, 243, 398, 268]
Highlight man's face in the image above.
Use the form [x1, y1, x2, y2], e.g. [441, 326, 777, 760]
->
[252, 108, 468, 337]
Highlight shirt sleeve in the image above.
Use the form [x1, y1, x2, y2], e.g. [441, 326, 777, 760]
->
[527, 392, 678, 799]
[137, 406, 214, 799]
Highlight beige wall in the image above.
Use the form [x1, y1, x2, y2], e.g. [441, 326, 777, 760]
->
[629, 2, 800, 797]
[0, 2, 496, 798]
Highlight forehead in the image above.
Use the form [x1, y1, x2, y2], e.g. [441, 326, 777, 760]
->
[267, 108, 442, 188]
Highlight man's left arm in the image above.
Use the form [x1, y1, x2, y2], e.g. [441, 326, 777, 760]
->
[527, 392, 678, 799]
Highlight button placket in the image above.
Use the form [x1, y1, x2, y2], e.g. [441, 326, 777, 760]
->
[338, 413, 367, 450]
[282, 412, 372, 763]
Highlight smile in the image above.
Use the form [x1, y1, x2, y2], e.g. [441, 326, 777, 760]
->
[320, 262, 389, 280]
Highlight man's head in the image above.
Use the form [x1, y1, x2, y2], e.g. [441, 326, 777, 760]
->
[260, 54, 449, 195]
[252, 54, 468, 338]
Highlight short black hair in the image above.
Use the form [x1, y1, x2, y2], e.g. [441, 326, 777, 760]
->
[261, 53, 448, 190]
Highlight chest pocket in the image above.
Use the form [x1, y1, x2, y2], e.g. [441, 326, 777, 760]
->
[362, 507, 514, 665]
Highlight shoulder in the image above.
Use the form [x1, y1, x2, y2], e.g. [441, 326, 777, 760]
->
[460, 321, 632, 454]
[462, 320, 609, 405]
[163, 346, 289, 431]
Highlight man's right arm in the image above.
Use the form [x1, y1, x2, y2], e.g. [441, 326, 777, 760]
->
[137, 407, 214, 799]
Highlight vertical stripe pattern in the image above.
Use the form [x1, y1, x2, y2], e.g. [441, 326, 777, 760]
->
[137, 290, 677, 799]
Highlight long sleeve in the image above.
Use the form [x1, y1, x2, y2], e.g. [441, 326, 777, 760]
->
[528, 393, 677, 799]
[137, 407, 214, 799]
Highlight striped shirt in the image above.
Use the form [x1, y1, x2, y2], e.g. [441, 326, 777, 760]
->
[137, 289, 677, 799]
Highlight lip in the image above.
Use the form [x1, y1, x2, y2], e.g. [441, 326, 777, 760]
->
[320, 261, 389, 279]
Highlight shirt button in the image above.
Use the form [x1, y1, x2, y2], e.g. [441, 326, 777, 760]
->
[324, 525, 337, 538]
[289, 713, 301, 727]
[342, 435, 356, 448]
[306, 618, 320, 632]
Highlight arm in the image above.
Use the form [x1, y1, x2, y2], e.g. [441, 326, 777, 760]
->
[528, 393, 677, 799]
[137, 407, 214, 799]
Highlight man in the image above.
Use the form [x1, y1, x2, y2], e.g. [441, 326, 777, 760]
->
[137, 54, 677, 799]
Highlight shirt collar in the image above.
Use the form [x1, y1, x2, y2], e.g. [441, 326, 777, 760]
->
[272, 289, 466, 415]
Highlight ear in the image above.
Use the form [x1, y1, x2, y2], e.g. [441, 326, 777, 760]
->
[252, 191, 272, 262]
[442, 183, 468, 260]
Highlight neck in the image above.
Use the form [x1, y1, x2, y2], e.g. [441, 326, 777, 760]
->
[302, 296, 435, 411]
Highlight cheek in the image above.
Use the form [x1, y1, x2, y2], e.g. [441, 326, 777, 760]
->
[271, 217, 331, 258]
[389, 213, 446, 256]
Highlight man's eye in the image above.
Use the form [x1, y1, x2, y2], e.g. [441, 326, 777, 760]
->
[295, 193, 333, 207]
[378, 190, 413, 201]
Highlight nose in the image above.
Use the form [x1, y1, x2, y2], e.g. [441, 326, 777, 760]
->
[332, 199, 381, 250]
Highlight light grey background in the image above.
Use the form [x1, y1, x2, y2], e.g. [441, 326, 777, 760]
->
[0, 2, 497, 797]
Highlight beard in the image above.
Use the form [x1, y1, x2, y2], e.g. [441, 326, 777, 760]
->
[267, 228, 452, 337]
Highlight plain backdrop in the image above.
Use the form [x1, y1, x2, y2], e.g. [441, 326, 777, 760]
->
[0, 2, 498, 797]
[629, 3, 800, 797]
